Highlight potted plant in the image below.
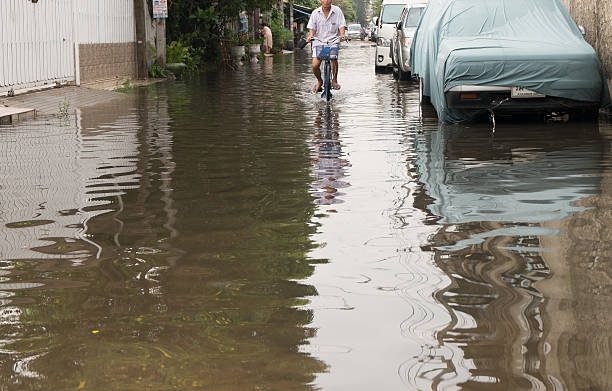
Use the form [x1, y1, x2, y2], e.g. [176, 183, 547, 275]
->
[247, 38, 263, 61]
[166, 41, 191, 77]
[229, 33, 246, 65]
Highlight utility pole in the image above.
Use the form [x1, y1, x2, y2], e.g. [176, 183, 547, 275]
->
[290, 1, 294, 35]
[134, 0, 148, 79]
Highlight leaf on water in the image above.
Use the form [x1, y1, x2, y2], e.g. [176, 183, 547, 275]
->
[154, 346, 172, 359]
[91, 330, 99, 334]
[77, 380, 86, 389]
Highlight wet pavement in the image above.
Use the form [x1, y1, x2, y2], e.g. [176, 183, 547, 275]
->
[0, 42, 611, 390]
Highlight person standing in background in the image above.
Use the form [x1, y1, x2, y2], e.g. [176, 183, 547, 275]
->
[262, 22, 273, 54]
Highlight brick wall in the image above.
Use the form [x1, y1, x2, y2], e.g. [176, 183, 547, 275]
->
[79, 42, 137, 84]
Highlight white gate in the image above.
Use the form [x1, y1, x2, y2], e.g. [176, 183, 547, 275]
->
[76, 0, 135, 44]
[0, 0, 75, 94]
[0, 0, 135, 94]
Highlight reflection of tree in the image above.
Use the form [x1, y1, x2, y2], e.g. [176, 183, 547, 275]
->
[409, 123, 607, 389]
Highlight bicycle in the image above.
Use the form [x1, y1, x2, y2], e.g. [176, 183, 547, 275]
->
[300, 36, 342, 102]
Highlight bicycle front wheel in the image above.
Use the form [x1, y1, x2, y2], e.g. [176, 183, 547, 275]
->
[323, 60, 332, 102]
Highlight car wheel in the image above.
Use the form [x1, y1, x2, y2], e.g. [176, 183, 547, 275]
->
[419, 77, 431, 105]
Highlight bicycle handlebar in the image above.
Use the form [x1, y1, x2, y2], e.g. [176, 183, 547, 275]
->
[310, 36, 342, 45]
[298, 35, 347, 50]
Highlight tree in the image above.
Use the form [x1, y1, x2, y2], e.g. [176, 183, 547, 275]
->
[293, 0, 368, 24]
[373, 0, 382, 18]
[167, 0, 278, 63]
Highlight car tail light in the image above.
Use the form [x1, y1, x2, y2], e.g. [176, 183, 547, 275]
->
[460, 93, 479, 100]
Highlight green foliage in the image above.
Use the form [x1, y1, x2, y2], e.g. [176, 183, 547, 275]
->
[269, 9, 293, 50]
[166, 41, 191, 64]
[294, 0, 369, 25]
[58, 97, 70, 120]
[113, 79, 133, 93]
[335, 0, 356, 22]
[167, 0, 278, 64]
[149, 63, 167, 78]
[248, 37, 264, 45]
[293, 0, 319, 7]
[373, 0, 383, 19]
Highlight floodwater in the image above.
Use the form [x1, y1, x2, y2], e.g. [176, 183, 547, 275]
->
[0, 44, 611, 391]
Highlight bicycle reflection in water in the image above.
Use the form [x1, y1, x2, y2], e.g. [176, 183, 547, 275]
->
[310, 106, 351, 207]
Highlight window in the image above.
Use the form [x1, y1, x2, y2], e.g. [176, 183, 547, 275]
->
[381, 5, 405, 24]
[404, 7, 424, 28]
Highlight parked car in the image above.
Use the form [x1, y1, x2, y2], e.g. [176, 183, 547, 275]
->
[411, 0, 611, 123]
[390, 2, 426, 80]
[346, 23, 362, 40]
[374, 0, 413, 73]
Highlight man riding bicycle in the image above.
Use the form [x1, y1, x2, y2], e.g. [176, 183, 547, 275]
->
[306, 0, 348, 93]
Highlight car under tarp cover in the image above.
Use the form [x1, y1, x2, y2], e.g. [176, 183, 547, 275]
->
[410, 0, 611, 123]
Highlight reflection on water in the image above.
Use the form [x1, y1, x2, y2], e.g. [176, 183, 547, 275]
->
[412, 123, 612, 390]
[0, 72, 326, 389]
[310, 106, 350, 206]
[0, 44, 611, 391]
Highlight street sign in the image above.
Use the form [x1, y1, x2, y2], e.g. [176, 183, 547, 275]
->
[153, 0, 168, 18]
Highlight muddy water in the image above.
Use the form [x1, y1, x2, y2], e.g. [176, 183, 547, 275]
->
[0, 44, 611, 390]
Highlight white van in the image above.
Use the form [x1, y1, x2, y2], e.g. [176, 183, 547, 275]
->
[374, 0, 413, 73]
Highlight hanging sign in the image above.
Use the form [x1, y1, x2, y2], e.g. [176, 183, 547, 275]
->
[153, 0, 168, 18]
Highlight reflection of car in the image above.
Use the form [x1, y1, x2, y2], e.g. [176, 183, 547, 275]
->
[414, 124, 603, 227]
[346, 23, 362, 40]
[411, 0, 611, 123]
[374, 0, 411, 73]
[391, 3, 426, 80]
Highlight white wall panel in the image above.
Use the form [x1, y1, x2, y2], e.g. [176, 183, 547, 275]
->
[0, 0, 74, 92]
[76, 0, 135, 44]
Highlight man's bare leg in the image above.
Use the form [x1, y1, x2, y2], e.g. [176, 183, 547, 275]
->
[332, 59, 340, 89]
[312, 58, 323, 92]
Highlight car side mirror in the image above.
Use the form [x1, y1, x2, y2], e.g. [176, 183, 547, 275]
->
[373, 16, 378, 26]
[396, 22, 402, 30]
[578, 25, 586, 36]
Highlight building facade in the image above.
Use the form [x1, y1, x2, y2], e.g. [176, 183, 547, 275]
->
[561, 0, 612, 94]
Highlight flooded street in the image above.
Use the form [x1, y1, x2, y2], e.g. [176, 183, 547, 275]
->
[1, 43, 612, 390]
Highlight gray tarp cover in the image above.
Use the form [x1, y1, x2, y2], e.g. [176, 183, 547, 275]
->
[410, 0, 611, 123]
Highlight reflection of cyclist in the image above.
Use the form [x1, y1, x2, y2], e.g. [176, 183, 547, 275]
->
[312, 106, 350, 205]
[306, 0, 347, 93]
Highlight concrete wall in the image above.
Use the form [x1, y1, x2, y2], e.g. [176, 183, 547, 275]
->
[561, 0, 612, 94]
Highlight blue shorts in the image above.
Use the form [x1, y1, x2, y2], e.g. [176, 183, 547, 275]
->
[313, 45, 339, 60]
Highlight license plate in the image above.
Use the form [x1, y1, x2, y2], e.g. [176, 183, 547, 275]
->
[511, 86, 545, 98]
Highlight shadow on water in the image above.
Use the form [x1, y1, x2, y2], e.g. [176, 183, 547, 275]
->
[409, 120, 612, 390]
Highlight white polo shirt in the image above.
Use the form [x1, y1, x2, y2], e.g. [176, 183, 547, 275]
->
[307, 5, 346, 48]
